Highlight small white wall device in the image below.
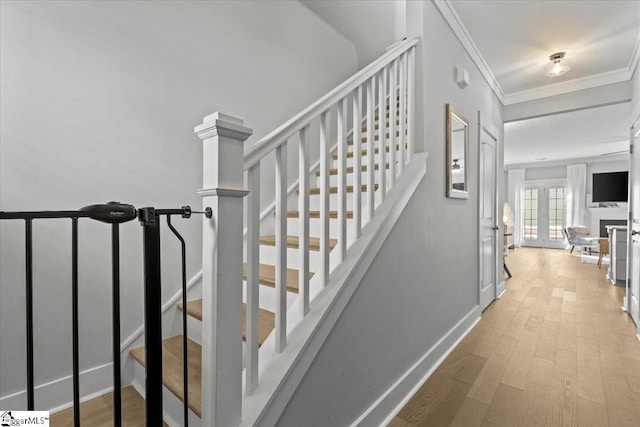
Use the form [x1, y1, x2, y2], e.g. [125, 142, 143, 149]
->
[456, 67, 469, 89]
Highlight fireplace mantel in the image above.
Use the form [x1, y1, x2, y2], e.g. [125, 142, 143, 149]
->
[587, 206, 627, 237]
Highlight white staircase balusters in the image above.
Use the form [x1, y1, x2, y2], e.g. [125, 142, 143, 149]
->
[390, 59, 398, 188]
[407, 46, 416, 163]
[353, 86, 363, 239]
[246, 163, 260, 394]
[378, 67, 387, 203]
[337, 98, 348, 262]
[366, 77, 375, 220]
[399, 52, 407, 174]
[194, 112, 252, 427]
[298, 126, 310, 317]
[275, 144, 288, 353]
[319, 111, 330, 287]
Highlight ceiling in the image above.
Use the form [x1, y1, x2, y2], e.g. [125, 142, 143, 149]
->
[444, 0, 640, 166]
[448, 0, 640, 103]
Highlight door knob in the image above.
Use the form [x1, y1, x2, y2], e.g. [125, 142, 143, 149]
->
[492, 226, 499, 231]
[632, 230, 640, 236]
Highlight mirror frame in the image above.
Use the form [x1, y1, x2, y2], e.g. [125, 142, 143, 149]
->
[446, 104, 470, 199]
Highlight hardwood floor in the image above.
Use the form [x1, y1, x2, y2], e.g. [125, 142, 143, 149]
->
[389, 247, 640, 427]
[49, 385, 164, 426]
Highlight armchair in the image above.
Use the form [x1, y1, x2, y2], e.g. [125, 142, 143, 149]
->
[563, 226, 599, 254]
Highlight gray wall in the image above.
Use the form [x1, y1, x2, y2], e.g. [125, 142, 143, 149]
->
[0, 0, 356, 399]
[277, 1, 504, 425]
[525, 165, 567, 181]
[300, 0, 406, 68]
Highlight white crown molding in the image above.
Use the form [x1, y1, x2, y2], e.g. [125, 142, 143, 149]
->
[503, 68, 633, 105]
[435, 0, 639, 106]
[433, 0, 506, 103]
[505, 152, 629, 170]
[629, 31, 640, 77]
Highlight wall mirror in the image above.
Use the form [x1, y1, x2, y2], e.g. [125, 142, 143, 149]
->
[446, 104, 470, 199]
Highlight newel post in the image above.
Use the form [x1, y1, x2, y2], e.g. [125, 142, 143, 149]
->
[194, 112, 252, 427]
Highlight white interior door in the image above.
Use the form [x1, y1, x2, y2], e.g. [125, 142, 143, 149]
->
[479, 124, 498, 311]
[628, 119, 640, 328]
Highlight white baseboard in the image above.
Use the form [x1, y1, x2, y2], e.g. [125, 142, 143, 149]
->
[497, 282, 506, 299]
[351, 305, 482, 427]
[0, 362, 113, 413]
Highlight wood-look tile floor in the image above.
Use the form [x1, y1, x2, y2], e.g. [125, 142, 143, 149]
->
[389, 247, 640, 427]
[49, 385, 167, 426]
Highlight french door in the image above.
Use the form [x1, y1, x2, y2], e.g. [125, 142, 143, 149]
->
[522, 181, 567, 249]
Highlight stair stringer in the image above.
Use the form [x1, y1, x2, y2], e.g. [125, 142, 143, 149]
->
[239, 153, 428, 427]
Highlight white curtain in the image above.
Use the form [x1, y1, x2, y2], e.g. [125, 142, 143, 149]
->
[566, 163, 586, 227]
[507, 169, 525, 247]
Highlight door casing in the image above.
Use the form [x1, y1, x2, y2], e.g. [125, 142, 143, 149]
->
[627, 116, 640, 334]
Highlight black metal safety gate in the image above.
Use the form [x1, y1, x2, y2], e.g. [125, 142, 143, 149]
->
[0, 202, 211, 426]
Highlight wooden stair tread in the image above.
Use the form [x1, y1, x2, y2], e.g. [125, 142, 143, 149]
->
[287, 210, 354, 219]
[347, 131, 401, 145]
[315, 163, 390, 176]
[177, 299, 275, 346]
[242, 263, 312, 293]
[130, 336, 202, 417]
[50, 385, 166, 426]
[259, 235, 337, 251]
[333, 144, 406, 159]
[305, 184, 379, 195]
[177, 299, 203, 320]
[360, 120, 401, 132]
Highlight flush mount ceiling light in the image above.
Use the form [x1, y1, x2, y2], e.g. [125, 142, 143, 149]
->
[545, 52, 571, 77]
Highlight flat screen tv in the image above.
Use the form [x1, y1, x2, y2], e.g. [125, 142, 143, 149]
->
[592, 171, 628, 203]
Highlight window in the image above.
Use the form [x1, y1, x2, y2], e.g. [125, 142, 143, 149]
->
[548, 187, 566, 241]
[523, 188, 538, 240]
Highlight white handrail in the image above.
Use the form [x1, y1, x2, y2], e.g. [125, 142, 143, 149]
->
[243, 38, 419, 170]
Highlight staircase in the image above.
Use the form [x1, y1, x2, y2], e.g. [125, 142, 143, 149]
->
[49, 38, 421, 426]
[144, 38, 417, 427]
[130, 112, 411, 423]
